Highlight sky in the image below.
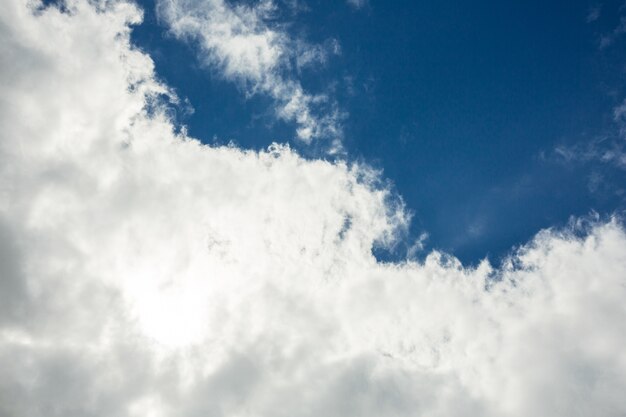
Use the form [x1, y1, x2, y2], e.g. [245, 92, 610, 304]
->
[1, 0, 626, 416]
[129, 0, 626, 263]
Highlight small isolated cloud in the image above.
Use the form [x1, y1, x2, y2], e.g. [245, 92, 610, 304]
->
[1, 1, 626, 416]
[157, 0, 343, 146]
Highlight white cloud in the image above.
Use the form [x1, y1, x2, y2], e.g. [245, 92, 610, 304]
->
[1, 0, 626, 416]
[156, 0, 343, 146]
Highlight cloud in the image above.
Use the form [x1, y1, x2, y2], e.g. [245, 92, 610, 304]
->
[599, 15, 626, 49]
[1, 0, 626, 416]
[156, 0, 343, 146]
[554, 138, 626, 170]
[586, 4, 601, 23]
[346, 0, 368, 10]
[553, 100, 626, 172]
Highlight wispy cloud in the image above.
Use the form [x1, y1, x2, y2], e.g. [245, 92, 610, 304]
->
[157, 0, 344, 148]
[346, 0, 368, 10]
[586, 4, 601, 23]
[599, 15, 626, 48]
[554, 100, 626, 170]
[554, 138, 626, 169]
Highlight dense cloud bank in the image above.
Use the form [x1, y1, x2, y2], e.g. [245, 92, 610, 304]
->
[1, 1, 625, 416]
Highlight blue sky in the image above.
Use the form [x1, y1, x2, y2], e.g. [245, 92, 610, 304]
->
[129, 0, 626, 264]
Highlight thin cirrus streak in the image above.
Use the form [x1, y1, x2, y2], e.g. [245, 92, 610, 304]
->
[0, 1, 625, 416]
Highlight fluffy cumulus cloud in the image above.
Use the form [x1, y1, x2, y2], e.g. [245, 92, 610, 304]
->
[157, 0, 343, 146]
[1, 1, 626, 416]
